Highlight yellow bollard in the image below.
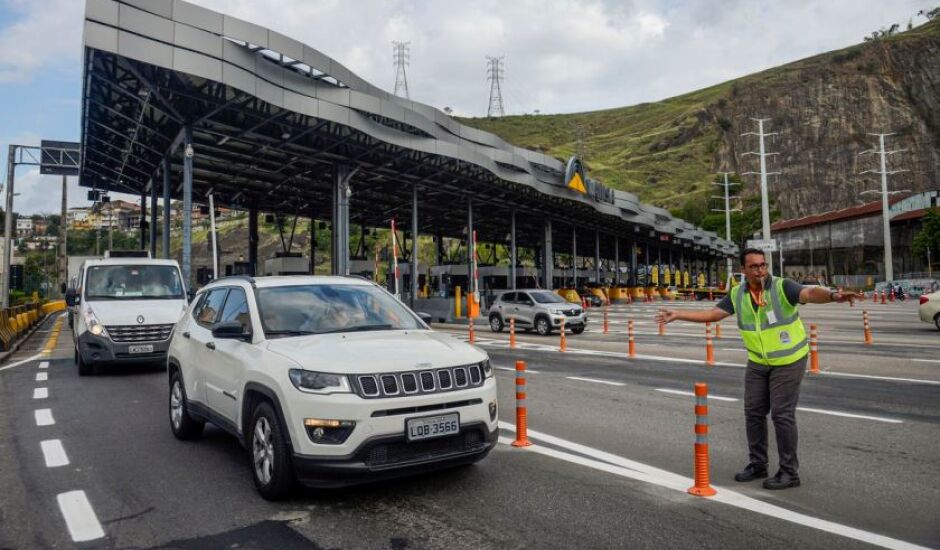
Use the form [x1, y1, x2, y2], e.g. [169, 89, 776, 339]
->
[454, 286, 462, 319]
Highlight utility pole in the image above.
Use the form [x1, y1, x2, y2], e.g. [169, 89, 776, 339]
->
[741, 118, 780, 273]
[59, 175, 67, 292]
[859, 133, 909, 283]
[486, 56, 505, 118]
[392, 41, 410, 99]
[711, 172, 741, 285]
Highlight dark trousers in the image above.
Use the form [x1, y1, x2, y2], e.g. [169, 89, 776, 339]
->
[744, 355, 807, 475]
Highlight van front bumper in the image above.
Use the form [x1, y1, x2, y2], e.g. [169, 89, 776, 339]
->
[77, 332, 169, 365]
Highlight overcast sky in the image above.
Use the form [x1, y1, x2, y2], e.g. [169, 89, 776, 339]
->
[0, 0, 929, 214]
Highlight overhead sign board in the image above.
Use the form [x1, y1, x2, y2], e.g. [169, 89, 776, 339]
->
[746, 238, 778, 252]
[39, 140, 81, 176]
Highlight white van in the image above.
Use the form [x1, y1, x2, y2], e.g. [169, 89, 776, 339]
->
[67, 252, 188, 375]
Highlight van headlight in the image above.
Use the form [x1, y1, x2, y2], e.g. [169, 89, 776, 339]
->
[288, 369, 351, 394]
[480, 359, 493, 378]
[84, 308, 108, 338]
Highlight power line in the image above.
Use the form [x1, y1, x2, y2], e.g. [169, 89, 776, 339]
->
[392, 41, 410, 99]
[486, 56, 505, 118]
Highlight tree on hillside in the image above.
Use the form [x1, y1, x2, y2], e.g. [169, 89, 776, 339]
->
[912, 208, 940, 270]
[918, 7, 940, 21]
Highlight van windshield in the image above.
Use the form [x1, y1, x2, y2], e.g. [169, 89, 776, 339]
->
[85, 265, 184, 300]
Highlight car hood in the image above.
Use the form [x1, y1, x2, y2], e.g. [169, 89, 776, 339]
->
[85, 300, 188, 325]
[264, 329, 485, 374]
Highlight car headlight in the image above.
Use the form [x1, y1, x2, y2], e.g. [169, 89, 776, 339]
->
[480, 358, 493, 378]
[288, 369, 351, 394]
[83, 308, 108, 338]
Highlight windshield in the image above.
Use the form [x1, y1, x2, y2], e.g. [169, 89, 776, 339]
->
[531, 291, 566, 304]
[85, 265, 184, 300]
[256, 284, 423, 336]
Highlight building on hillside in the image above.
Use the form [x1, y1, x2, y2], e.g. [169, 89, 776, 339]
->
[772, 190, 940, 286]
[15, 218, 33, 238]
[67, 207, 93, 229]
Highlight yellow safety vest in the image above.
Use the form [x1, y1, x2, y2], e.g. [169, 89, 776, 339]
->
[731, 277, 808, 366]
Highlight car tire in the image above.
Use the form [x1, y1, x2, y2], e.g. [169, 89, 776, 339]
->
[934, 313, 940, 332]
[535, 316, 552, 336]
[249, 401, 296, 500]
[489, 314, 504, 333]
[76, 347, 92, 377]
[571, 326, 585, 335]
[169, 371, 204, 440]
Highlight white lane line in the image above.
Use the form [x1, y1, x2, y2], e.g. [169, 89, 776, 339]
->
[911, 359, 940, 364]
[566, 376, 625, 387]
[56, 491, 105, 542]
[720, 348, 745, 352]
[797, 407, 902, 424]
[497, 424, 929, 550]
[0, 352, 44, 372]
[496, 366, 541, 374]
[36, 372, 48, 382]
[655, 388, 739, 402]
[39, 361, 49, 369]
[34, 408, 55, 426]
[822, 372, 940, 386]
[40, 439, 69, 467]
[33, 387, 48, 399]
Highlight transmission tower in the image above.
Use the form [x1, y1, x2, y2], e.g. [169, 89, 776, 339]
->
[392, 41, 410, 99]
[741, 117, 781, 273]
[859, 133, 910, 282]
[486, 56, 505, 117]
[711, 172, 741, 284]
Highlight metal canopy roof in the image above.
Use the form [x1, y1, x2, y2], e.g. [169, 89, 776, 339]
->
[80, 0, 736, 259]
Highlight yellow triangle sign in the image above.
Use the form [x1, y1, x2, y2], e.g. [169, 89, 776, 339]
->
[567, 172, 586, 193]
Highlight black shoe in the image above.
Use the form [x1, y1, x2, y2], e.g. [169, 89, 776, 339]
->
[763, 471, 801, 490]
[734, 463, 769, 482]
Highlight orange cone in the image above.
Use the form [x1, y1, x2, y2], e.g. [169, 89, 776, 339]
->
[628, 319, 636, 358]
[559, 318, 567, 352]
[511, 360, 533, 447]
[863, 310, 873, 345]
[603, 306, 609, 334]
[889, 290, 894, 303]
[687, 383, 717, 497]
[809, 323, 819, 374]
[881, 291, 886, 305]
[705, 322, 715, 365]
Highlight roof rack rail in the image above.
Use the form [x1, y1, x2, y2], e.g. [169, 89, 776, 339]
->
[209, 275, 256, 285]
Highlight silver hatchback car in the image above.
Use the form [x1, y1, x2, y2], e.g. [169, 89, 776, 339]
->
[487, 290, 587, 336]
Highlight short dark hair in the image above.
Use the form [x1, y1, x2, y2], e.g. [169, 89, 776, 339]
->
[740, 248, 765, 266]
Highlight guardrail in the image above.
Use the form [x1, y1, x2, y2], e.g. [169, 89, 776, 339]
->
[0, 300, 67, 352]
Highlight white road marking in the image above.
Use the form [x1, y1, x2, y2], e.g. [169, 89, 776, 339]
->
[38, 361, 49, 369]
[33, 387, 48, 399]
[34, 408, 55, 426]
[797, 407, 902, 424]
[36, 372, 48, 382]
[40, 439, 69, 467]
[566, 376, 625, 387]
[56, 491, 105, 542]
[497, 424, 929, 550]
[911, 359, 940, 364]
[822, 372, 940, 386]
[655, 388, 739, 402]
[496, 366, 541, 374]
[0, 352, 44, 372]
[720, 348, 745, 352]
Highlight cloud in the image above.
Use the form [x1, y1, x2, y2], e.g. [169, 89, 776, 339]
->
[0, 0, 84, 82]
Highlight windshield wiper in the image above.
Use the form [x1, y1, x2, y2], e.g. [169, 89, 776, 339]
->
[316, 324, 394, 335]
[264, 330, 317, 338]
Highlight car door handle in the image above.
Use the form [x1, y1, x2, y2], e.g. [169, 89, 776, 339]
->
[181, 331, 190, 338]
[205, 341, 216, 350]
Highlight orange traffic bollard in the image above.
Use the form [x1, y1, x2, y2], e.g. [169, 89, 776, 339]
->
[708, 290, 713, 301]
[469, 316, 475, 344]
[809, 323, 819, 374]
[582, 296, 588, 309]
[687, 383, 717, 497]
[863, 310, 873, 345]
[705, 322, 715, 365]
[889, 290, 894, 303]
[714, 322, 721, 339]
[881, 291, 886, 304]
[511, 360, 533, 447]
[559, 318, 567, 352]
[603, 305, 609, 334]
[628, 319, 636, 358]
[509, 316, 516, 349]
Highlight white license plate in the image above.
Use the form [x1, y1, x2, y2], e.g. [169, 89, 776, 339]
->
[128, 344, 154, 354]
[406, 413, 460, 442]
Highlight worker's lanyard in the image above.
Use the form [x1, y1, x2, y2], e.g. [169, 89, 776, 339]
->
[748, 282, 766, 308]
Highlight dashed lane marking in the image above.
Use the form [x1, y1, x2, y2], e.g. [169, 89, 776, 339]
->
[656, 388, 738, 402]
[797, 407, 903, 424]
[33, 387, 48, 399]
[39, 361, 49, 369]
[911, 359, 940, 364]
[0, 352, 45, 372]
[56, 491, 105, 542]
[497, 424, 928, 550]
[566, 376, 625, 387]
[34, 409, 55, 426]
[496, 366, 541, 374]
[40, 439, 69, 468]
[36, 372, 48, 382]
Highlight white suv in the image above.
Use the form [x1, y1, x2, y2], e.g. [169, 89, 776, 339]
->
[167, 275, 498, 499]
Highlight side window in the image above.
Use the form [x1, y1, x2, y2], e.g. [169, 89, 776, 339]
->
[518, 292, 531, 305]
[219, 288, 251, 334]
[501, 292, 516, 303]
[190, 292, 208, 322]
[196, 289, 228, 327]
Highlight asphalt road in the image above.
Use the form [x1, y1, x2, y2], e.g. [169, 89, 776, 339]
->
[0, 304, 937, 549]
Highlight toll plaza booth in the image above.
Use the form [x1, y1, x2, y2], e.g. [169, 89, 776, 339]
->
[349, 260, 376, 281]
[263, 253, 310, 276]
[397, 262, 428, 300]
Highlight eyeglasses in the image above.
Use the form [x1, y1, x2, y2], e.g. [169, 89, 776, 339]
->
[746, 263, 768, 271]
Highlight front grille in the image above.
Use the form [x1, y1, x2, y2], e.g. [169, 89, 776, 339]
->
[563, 309, 580, 317]
[105, 323, 174, 343]
[364, 429, 487, 467]
[352, 363, 486, 399]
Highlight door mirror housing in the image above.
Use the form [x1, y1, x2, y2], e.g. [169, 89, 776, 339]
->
[186, 289, 196, 303]
[65, 290, 80, 307]
[212, 320, 250, 340]
[416, 312, 433, 325]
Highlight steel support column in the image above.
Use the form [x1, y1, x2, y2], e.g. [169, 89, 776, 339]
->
[594, 230, 600, 283]
[466, 198, 474, 291]
[248, 208, 258, 276]
[614, 237, 620, 286]
[140, 190, 147, 250]
[331, 164, 351, 276]
[149, 176, 158, 258]
[310, 217, 316, 274]
[510, 210, 517, 290]
[410, 184, 418, 308]
[162, 158, 170, 259]
[629, 240, 637, 286]
[182, 127, 193, 289]
[541, 219, 553, 290]
[571, 226, 577, 287]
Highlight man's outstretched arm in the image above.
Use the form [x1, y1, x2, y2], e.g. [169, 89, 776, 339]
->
[656, 307, 732, 325]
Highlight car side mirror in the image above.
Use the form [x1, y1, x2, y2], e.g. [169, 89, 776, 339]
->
[212, 321, 250, 340]
[187, 289, 196, 303]
[416, 312, 433, 325]
[65, 291, 79, 306]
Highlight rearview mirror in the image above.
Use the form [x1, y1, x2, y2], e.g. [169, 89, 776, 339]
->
[187, 289, 196, 303]
[212, 321, 250, 340]
[65, 289, 79, 306]
[416, 312, 433, 325]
